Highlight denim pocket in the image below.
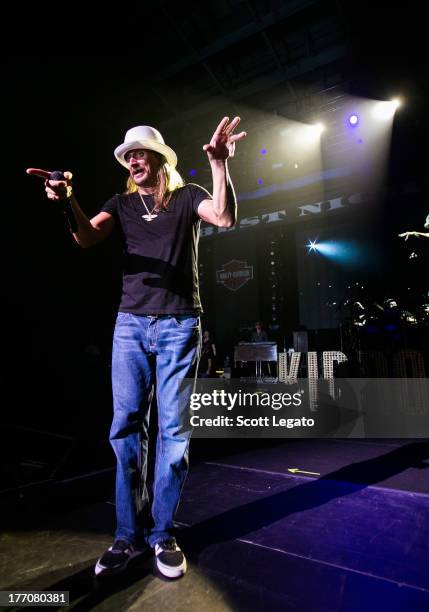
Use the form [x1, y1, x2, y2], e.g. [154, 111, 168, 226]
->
[173, 315, 200, 328]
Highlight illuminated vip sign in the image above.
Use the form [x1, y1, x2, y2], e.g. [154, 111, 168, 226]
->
[216, 259, 254, 291]
[278, 351, 348, 381]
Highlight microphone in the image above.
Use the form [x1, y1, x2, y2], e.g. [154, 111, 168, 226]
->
[49, 170, 78, 233]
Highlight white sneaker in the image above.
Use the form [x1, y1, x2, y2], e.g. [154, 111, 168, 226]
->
[154, 538, 187, 579]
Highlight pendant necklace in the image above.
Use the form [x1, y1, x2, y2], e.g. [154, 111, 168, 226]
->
[139, 193, 158, 221]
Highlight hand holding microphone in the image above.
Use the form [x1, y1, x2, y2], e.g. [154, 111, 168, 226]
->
[26, 168, 77, 232]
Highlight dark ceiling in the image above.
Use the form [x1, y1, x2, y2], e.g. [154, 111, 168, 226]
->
[11, 0, 427, 201]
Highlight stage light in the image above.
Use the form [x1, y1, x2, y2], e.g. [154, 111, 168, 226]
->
[294, 163, 299, 169]
[257, 178, 264, 185]
[303, 123, 325, 142]
[310, 123, 325, 135]
[306, 240, 362, 265]
[295, 123, 326, 147]
[372, 100, 399, 120]
[348, 114, 359, 126]
[385, 298, 398, 308]
[261, 148, 267, 155]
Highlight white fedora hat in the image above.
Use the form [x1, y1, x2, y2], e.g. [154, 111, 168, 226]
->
[114, 125, 177, 168]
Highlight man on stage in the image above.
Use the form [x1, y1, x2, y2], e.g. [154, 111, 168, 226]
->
[27, 116, 246, 579]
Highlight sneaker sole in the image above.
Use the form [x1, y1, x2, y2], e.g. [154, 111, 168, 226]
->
[94, 549, 145, 577]
[155, 557, 187, 579]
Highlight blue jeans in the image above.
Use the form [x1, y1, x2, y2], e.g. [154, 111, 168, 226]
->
[109, 313, 201, 548]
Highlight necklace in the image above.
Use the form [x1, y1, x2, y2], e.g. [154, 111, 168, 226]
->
[139, 193, 158, 221]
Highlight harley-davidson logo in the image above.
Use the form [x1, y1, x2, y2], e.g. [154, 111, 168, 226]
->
[216, 259, 254, 291]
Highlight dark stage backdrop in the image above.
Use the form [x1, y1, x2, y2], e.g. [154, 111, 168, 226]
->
[204, 230, 261, 350]
[295, 223, 384, 330]
[198, 220, 299, 358]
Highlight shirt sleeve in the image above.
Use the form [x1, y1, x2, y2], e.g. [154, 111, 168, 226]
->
[187, 183, 212, 217]
[100, 194, 120, 219]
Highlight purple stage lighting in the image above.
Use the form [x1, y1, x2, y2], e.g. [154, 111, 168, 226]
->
[348, 114, 359, 126]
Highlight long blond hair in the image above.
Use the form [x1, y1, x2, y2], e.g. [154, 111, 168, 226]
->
[125, 154, 184, 210]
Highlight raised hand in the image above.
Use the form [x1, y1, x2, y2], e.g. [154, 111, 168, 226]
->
[203, 116, 247, 162]
[26, 168, 73, 201]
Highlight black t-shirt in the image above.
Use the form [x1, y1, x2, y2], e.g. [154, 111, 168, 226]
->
[101, 183, 210, 315]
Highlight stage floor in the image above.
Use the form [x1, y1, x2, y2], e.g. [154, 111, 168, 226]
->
[1, 439, 428, 611]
